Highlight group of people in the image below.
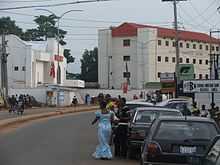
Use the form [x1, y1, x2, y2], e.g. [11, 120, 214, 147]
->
[91, 94, 130, 160]
[182, 102, 220, 123]
[7, 94, 32, 115]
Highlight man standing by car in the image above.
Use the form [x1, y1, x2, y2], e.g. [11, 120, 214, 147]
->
[114, 104, 130, 158]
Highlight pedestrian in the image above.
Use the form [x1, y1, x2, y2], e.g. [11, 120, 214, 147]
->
[113, 97, 130, 158]
[92, 101, 114, 160]
[17, 96, 24, 115]
[191, 102, 200, 116]
[201, 105, 208, 117]
[71, 96, 78, 106]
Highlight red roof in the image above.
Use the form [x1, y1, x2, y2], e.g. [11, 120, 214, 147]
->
[112, 22, 219, 43]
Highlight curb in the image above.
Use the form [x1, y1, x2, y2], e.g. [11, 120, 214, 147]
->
[0, 106, 98, 131]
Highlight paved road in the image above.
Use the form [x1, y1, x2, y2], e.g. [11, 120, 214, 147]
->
[0, 111, 138, 165]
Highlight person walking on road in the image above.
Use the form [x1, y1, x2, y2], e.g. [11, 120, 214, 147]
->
[92, 101, 114, 160]
[191, 102, 200, 116]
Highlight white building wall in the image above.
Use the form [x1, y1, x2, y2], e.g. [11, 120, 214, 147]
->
[98, 29, 112, 89]
[6, 35, 31, 88]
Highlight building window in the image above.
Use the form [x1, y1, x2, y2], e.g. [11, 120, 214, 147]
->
[158, 56, 161, 62]
[193, 44, 196, 49]
[22, 66, 26, 71]
[186, 43, 190, 48]
[172, 41, 175, 47]
[123, 56, 130, 61]
[199, 74, 202, 79]
[193, 59, 196, 64]
[199, 59, 202, 64]
[165, 57, 169, 62]
[212, 46, 215, 51]
[172, 57, 175, 63]
[205, 74, 209, 79]
[216, 46, 219, 52]
[206, 60, 209, 65]
[179, 42, 183, 48]
[179, 57, 183, 63]
[158, 40, 161, 46]
[14, 66, 19, 71]
[186, 58, 190, 63]
[158, 72, 161, 78]
[206, 45, 209, 51]
[199, 44, 203, 50]
[165, 41, 169, 46]
[123, 39, 130, 47]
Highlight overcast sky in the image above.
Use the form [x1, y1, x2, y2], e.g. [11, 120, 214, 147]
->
[0, 0, 220, 73]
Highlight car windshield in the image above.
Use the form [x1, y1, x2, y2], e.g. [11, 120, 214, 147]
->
[134, 110, 181, 123]
[154, 121, 218, 141]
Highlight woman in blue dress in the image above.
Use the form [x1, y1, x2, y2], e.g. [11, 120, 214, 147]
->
[92, 101, 114, 159]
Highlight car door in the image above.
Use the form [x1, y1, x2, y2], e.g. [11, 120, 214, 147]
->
[204, 136, 220, 165]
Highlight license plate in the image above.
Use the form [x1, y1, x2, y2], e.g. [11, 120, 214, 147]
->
[180, 146, 196, 154]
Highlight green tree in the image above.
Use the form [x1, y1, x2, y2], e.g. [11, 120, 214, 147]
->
[32, 14, 67, 45]
[0, 17, 23, 36]
[64, 49, 75, 64]
[80, 47, 98, 82]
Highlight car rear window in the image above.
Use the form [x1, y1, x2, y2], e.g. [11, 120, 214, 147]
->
[135, 110, 157, 123]
[134, 110, 181, 124]
[154, 121, 218, 141]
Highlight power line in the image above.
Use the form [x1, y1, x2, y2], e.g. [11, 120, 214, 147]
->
[15, 20, 108, 29]
[188, 0, 218, 27]
[0, 0, 113, 11]
[0, 0, 56, 3]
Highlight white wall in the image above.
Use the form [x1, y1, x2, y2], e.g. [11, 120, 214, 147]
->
[78, 89, 155, 102]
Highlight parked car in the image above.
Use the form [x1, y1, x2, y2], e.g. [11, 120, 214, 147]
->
[140, 116, 220, 165]
[202, 135, 220, 165]
[156, 98, 189, 107]
[126, 101, 154, 110]
[127, 107, 182, 159]
[156, 99, 192, 115]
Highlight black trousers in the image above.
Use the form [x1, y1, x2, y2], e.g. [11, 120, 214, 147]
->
[114, 125, 128, 158]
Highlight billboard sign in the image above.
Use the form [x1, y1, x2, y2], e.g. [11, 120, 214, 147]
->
[178, 64, 195, 80]
[183, 80, 220, 93]
[160, 73, 175, 82]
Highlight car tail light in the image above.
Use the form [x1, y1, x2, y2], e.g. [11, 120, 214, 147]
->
[147, 142, 161, 155]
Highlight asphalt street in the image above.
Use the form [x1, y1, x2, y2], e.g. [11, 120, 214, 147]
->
[0, 111, 138, 165]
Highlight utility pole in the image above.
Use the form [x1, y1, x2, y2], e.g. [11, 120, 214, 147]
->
[162, 0, 186, 98]
[209, 30, 220, 109]
[1, 33, 8, 98]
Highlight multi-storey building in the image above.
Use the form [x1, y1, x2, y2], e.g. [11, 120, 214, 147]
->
[98, 23, 220, 89]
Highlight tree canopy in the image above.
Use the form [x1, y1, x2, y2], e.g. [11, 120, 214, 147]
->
[0, 16, 74, 65]
[80, 47, 98, 82]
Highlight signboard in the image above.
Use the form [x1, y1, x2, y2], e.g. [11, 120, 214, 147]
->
[178, 64, 195, 80]
[160, 73, 175, 81]
[183, 80, 220, 93]
[54, 55, 64, 62]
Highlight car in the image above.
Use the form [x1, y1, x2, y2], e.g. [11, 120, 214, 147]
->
[202, 135, 220, 165]
[140, 116, 220, 165]
[127, 107, 182, 159]
[156, 98, 189, 107]
[156, 99, 192, 115]
[126, 100, 154, 110]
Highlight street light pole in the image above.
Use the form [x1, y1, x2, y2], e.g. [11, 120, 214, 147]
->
[162, 0, 186, 98]
[36, 9, 82, 84]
